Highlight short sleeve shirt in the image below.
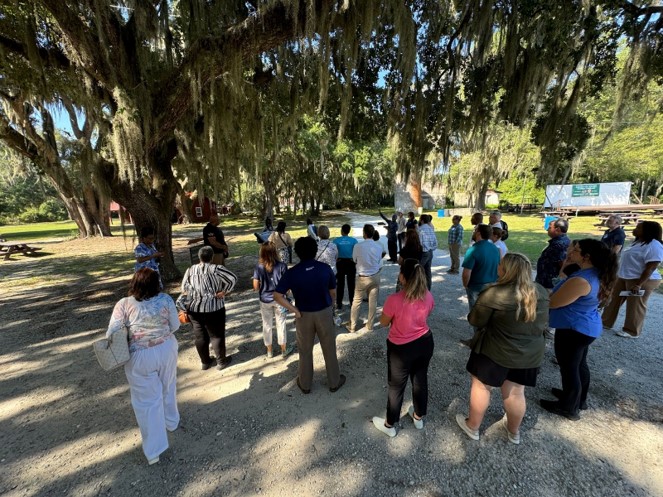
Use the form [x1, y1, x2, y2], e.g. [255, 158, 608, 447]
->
[383, 290, 434, 345]
[252, 262, 288, 303]
[203, 223, 227, 254]
[602, 228, 626, 251]
[618, 241, 663, 280]
[535, 234, 570, 289]
[333, 235, 358, 259]
[462, 240, 500, 290]
[274, 260, 336, 312]
[134, 242, 160, 273]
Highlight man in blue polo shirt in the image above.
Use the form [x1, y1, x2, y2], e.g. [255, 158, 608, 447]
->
[333, 224, 358, 310]
[274, 237, 346, 394]
[601, 215, 626, 255]
[462, 224, 500, 310]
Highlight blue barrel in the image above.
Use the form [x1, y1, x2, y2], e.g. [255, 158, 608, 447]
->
[544, 216, 557, 229]
[437, 209, 445, 218]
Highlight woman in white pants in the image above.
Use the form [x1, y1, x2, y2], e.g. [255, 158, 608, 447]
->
[253, 243, 294, 359]
[106, 268, 180, 465]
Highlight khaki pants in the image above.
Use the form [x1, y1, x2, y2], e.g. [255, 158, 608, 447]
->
[350, 272, 380, 331]
[602, 277, 661, 336]
[296, 307, 341, 391]
[449, 243, 461, 272]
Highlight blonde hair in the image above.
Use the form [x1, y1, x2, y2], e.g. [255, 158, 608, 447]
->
[401, 258, 428, 301]
[495, 253, 537, 322]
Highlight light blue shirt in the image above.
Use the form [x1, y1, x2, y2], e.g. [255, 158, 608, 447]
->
[334, 235, 358, 259]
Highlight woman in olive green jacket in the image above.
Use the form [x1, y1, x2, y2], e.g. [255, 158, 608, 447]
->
[456, 253, 549, 445]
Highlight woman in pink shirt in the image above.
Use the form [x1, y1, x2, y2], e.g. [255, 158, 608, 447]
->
[372, 258, 435, 437]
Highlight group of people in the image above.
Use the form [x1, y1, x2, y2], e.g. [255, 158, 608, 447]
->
[450, 211, 662, 444]
[107, 209, 662, 463]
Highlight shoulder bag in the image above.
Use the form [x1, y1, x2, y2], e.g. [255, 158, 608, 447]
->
[176, 293, 191, 324]
[93, 327, 130, 371]
[279, 233, 292, 263]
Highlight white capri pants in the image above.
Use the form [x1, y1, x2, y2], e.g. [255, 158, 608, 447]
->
[260, 301, 288, 346]
[124, 336, 179, 462]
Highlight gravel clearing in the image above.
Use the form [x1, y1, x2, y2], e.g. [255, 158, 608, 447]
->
[1, 212, 662, 497]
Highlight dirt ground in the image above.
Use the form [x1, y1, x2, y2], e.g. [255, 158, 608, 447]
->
[1, 214, 662, 497]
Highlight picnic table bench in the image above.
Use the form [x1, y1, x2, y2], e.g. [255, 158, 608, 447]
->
[0, 242, 42, 260]
[595, 212, 641, 226]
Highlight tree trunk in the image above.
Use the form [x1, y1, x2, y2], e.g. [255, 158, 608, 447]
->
[104, 151, 181, 281]
[407, 172, 423, 212]
[260, 168, 275, 219]
[474, 182, 488, 211]
[83, 185, 112, 236]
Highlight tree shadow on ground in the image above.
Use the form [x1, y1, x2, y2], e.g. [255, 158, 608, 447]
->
[1, 251, 662, 496]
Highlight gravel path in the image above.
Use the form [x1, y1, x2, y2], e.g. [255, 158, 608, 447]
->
[1, 213, 662, 497]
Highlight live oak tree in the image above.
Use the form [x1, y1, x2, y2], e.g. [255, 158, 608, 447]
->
[1, 0, 661, 278]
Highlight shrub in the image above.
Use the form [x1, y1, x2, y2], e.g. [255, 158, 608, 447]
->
[38, 199, 68, 221]
[18, 207, 42, 223]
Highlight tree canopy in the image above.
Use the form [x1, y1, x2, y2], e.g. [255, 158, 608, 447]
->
[1, 0, 661, 278]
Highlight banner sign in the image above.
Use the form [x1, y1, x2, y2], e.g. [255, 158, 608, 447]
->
[571, 184, 600, 197]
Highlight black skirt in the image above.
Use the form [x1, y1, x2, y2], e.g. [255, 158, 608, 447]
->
[466, 351, 539, 388]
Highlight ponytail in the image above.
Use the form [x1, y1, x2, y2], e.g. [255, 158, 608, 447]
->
[577, 239, 618, 306]
[400, 258, 428, 301]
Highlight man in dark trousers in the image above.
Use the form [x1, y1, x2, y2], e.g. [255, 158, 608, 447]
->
[203, 213, 228, 265]
[333, 224, 358, 310]
[274, 237, 346, 394]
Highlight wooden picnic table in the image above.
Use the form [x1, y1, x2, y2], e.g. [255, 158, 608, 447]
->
[0, 242, 42, 260]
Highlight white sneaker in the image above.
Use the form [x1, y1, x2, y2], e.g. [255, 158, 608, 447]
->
[455, 414, 479, 441]
[372, 417, 397, 437]
[148, 456, 160, 465]
[408, 405, 424, 429]
[501, 415, 521, 445]
[615, 330, 639, 339]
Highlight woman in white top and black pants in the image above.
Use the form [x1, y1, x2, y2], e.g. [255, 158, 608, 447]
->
[182, 246, 238, 369]
[602, 221, 663, 338]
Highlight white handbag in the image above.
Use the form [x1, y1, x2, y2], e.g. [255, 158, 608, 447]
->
[93, 328, 130, 371]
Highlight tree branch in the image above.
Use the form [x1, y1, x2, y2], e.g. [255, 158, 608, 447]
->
[150, 0, 335, 150]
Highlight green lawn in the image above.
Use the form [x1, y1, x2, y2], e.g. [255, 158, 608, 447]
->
[0, 221, 82, 241]
[427, 211, 618, 261]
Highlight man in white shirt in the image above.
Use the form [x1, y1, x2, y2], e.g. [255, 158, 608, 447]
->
[347, 224, 384, 332]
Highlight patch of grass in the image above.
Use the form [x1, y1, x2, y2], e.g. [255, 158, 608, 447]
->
[0, 221, 81, 242]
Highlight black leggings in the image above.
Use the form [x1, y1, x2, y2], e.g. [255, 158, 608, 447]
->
[554, 328, 595, 414]
[386, 331, 434, 426]
[189, 307, 227, 364]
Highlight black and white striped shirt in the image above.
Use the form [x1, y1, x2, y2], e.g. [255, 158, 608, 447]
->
[181, 263, 237, 313]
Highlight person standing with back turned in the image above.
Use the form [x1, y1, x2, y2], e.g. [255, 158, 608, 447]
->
[372, 259, 435, 437]
[274, 237, 346, 394]
[333, 224, 358, 311]
[419, 215, 438, 290]
[203, 213, 229, 265]
[348, 224, 384, 332]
